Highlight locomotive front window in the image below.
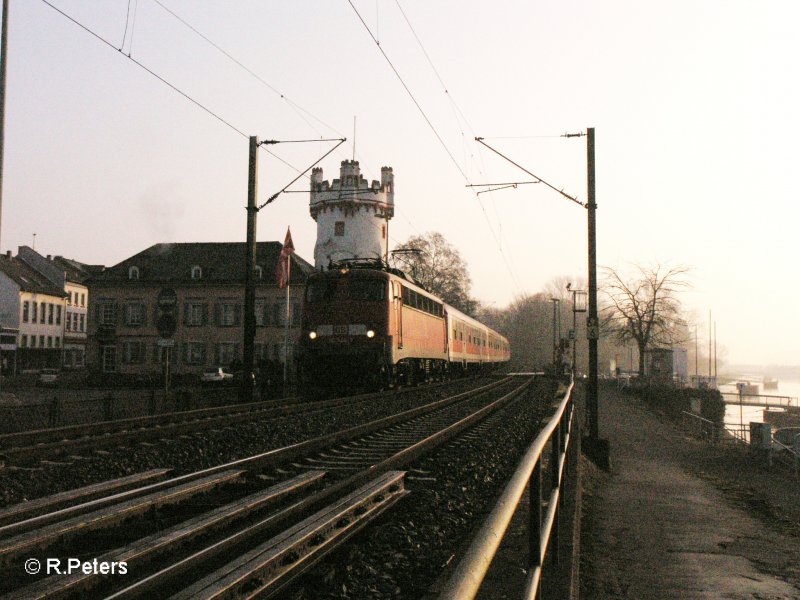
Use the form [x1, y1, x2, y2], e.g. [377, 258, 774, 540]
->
[348, 279, 386, 301]
[306, 280, 336, 303]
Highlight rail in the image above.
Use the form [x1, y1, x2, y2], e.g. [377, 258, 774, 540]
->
[681, 411, 800, 476]
[439, 376, 576, 600]
[720, 392, 799, 408]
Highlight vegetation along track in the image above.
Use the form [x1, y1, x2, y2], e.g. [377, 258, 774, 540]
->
[0, 378, 487, 468]
[0, 375, 537, 599]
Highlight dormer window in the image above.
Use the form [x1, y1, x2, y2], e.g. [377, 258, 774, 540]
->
[255, 266, 263, 280]
[128, 266, 140, 280]
[191, 265, 202, 280]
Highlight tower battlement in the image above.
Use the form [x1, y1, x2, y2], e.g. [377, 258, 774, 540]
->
[309, 161, 395, 269]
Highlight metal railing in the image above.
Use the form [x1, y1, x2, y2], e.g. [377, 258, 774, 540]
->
[681, 411, 800, 476]
[439, 376, 576, 600]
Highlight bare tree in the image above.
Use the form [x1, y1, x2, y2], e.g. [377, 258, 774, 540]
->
[393, 232, 479, 316]
[602, 263, 690, 378]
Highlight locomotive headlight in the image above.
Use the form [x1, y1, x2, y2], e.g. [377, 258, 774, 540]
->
[366, 329, 375, 338]
[308, 331, 317, 340]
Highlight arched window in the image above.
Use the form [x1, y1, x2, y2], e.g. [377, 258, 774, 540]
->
[191, 265, 202, 280]
[255, 266, 263, 280]
[128, 266, 140, 280]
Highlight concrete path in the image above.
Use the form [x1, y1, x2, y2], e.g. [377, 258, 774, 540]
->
[582, 387, 800, 599]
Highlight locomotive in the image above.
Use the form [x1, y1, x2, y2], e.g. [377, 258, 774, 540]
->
[298, 260, 510, 389]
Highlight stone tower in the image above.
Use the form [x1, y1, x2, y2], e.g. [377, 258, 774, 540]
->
[309, 160, 394, 269]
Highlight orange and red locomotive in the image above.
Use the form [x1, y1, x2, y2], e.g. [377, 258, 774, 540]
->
[298, 261, 510, 388]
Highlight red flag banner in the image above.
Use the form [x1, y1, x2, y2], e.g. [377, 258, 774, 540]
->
[275, 227, 295, 289]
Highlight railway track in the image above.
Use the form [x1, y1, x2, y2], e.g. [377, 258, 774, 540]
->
[0, 374, 537, 599]
[0, 378, 482, 467]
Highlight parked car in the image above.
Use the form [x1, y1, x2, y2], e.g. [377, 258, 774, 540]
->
[38, 368, 59, 387]
[201, 367, 233, 385]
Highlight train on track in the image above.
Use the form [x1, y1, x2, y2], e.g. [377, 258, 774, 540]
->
[298, 260, 510, 389]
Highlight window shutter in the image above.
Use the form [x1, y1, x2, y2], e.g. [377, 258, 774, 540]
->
[183, 303, 190, 326]
[202, 303, 209, 326]
[140, 303, 148, 327]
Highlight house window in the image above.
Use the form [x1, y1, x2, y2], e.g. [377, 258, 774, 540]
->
[382, 224, 386, 239]
[20, 334, 27, 347]
[47, 336, 53, 348]
[39, 335, 45, 347]
[191, 266, 202, 280]
[56, 305, 61, 325]
[216, 342, 237, 366]
[48, 303, 54, 325]
[102, 345, 117, 373]
[218, 302, 240, 326]
[79, 314, 85, 332]
[100, 303, 117, 325]
[66, 314, 72, 331]
[128, 266, 140, 280]
[154, 344, 177, 365]
[334, 221, 345, 236]
[31, 302, 37, 323]
[30, 336, 36, 348]
[55, 337, 60, 348]
[75, 349, 85, 367]
[184, 342, 206, 365]
[22, 301, 29, 323]
[255, 266, 263, 280]
[122, 341, 146, 364]
[126, 303, 146, 326]
[255, 299, 266, 326]
[81, 293, 85, 307]
[185, 302, 205, 327]
[40, 302, 46, 323]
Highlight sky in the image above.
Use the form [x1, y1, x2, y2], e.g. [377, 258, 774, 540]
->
[1, 0, 798, 366]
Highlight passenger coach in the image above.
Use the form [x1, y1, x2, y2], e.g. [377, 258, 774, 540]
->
[298, 261, 510, 389]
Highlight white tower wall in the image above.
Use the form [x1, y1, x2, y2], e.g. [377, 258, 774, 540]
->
[310, 161, 394, 269]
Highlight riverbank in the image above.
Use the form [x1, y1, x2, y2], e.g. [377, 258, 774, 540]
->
[580, 385, 800, 599]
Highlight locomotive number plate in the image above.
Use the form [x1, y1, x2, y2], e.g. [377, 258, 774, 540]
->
[333, 325, 348, 335]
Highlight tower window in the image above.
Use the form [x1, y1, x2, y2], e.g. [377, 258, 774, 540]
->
[191, 265, 202, 280]
[128, 266, 140, 280]
[334, 221, 345, 237]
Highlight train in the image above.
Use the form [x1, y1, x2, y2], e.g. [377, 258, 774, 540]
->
[298, 260, 510, 389]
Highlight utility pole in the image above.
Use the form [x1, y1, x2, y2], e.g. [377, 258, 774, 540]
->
[242, 136, 258, 403]
[0, 0, 8, 250]
[586, 127, 599, 441]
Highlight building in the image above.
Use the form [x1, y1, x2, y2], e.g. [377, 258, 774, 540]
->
[645, 347, 689, 385]
[310, 160, 394, 268]
[0, 251, 67, 372]
[86, 242, 313, 377]
[16, 247, 93, 370]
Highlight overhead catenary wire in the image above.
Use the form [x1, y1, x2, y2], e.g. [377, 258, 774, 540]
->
[151, 0, 341, 139]
[37, 0, 311, 180]
[355, 0, 522, 295]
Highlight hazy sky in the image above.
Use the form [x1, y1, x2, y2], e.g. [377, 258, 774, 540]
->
[2, 1, 798, 366]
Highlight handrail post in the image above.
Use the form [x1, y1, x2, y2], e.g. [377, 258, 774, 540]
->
[550, 419, 561, 566]
[529, 457, 542, 595]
